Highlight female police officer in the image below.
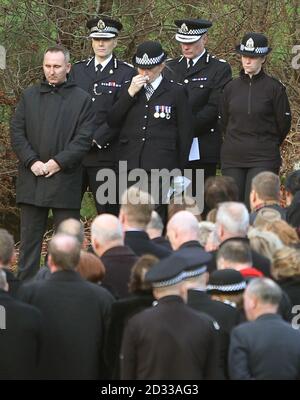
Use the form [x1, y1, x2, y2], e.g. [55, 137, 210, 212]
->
[220, 33, 291, 207]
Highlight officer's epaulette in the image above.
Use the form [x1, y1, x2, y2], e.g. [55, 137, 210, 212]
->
[210, 55, 227, 63]
[74, 57, 93, 65]
[178, 55, 185, 63]
[120, 60, 134, 69]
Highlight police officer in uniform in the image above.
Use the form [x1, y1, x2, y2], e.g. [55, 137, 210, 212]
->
[220, 33, 291, 207]
[164, 19, 232, 186]
[107, 41, 193, 220]
[70, 17, 135, 215]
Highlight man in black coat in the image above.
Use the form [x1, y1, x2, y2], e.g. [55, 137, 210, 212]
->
[164, 19, 232, 183]
[11, 45, 94, 280]
[70, 17, 135, 215]
[0, 270, 42, 379]
[17, 234, 114, 380]
[121, 251, 219, 380]
[120, 187, 171, 259]
[91, 213, 138, 298]
[229, 278, 300, 380]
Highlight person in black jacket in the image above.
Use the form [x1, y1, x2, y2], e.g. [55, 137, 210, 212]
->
[285, 169, 300, 229]
[229, 278, 300, 380]
[11, 45, 94, 280]
[164, 18, 232, 186]
[70, 17, 135, 215]
[220, 32, 291, 208]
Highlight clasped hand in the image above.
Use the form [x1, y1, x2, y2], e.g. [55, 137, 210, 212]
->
[30, 159, 61, 178]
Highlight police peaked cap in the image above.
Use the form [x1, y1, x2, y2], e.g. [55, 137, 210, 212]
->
[87, 17, 123, 38]
[132, 41, 167, 69]
[236, 32, 272, 56]
[175, 18, 212, 43]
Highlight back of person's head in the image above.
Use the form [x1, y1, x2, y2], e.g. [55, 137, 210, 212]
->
[167, 210, 200, 249]
[272, 246, 300, 280]
[251, 171, 280, 201]
[0, 229, 14, 266]
[0, 269, 8, 291]
[91, 214, 123, 246]
[120, 187, 154, 229]
[285, 170, 300, 196]
[246, 277, 282, 306]
[253, 208, 282, 229]
[57, 218, 85, 246]
[167, 194, 201, 222]
[217, 239, 252, 268]
[76, 251, 105, 283]
[206, 208, 217, 223]
[146, 211, 164, 236]
[48, 234, 81, 271]
[198, 221, 215, 247]
[205, 176, 239, 210]
[264, 220, 300, 246]
[248, 228, 283, 262]
[216, 202, 249, 238]
[129, 254, 158, 294]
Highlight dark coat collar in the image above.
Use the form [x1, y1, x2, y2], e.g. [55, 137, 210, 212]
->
[40, 78, 76, 93]
[47, 269, 83, 282]
[157, 295, 184, 305]
[255, 313, 282, 322]
[101, 245, 137, 258]
[240, 68, 265, 82]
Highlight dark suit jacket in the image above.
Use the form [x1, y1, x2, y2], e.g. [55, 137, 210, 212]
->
[152, 236, 173, 251]
[101, 245, 138, 299]
[188, 289, 241, 379]
[3, 268, 21, 298]
[105, 292, 154, 379]
[229, 313, 300, 380]
[121, 295, 219, 380]
[17, 270, 114, 380]
[208, 237, 271, 277]
[125, 230, 171, 259]
[0, 290, 42, 379]
[286, 191, 300, 228]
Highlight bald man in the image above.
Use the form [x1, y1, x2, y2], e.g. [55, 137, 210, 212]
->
[167, 210, 203, 250]
[18, 233, 114, 379]
[91, 214, 138, 298]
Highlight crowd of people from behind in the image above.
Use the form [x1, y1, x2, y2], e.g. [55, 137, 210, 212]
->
[2, 12, 300, 380]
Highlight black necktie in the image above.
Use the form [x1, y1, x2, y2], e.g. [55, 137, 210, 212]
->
[96, 64, 102, 77]
[187, 59, 194, 70]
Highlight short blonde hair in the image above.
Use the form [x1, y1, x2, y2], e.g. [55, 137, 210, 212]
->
[272, 247, 300, 279]
[120, 187, 155, 228]
[248, 228, 283, 262]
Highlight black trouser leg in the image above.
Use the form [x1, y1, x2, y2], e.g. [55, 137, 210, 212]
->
[18, 204, 49, 281]
[85, 166, 119, 216]
[52, 208, 81, 230]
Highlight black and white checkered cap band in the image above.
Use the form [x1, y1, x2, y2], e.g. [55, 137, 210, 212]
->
[91, 26, 119, 34]
[136, 52, 165, 66]
[178, 27, 208, 35]
[183, 266, 207, 280]
[152, 272, 186, 288]
[207, 281, 247, 292]
[240, 44, 269, 54]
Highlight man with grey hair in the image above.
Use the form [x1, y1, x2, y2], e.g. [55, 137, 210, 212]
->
[208, 202, 270, 276]
[0, 229, 20, 296]
[11, 45, 95, 281]
[229, 278, 300, 380]
[91, 214, 138, 298]
[18, 233, 114, 379]
[146, 211, 172, 250]
[120, 187, 171, 259]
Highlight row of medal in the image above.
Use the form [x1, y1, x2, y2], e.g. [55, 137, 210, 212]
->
[154, 106, 172, 119]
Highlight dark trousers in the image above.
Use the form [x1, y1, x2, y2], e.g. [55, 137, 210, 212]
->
[222, 166, 279, 209]
[18, 204, 80, 281]
[82, 166, 119, 216]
